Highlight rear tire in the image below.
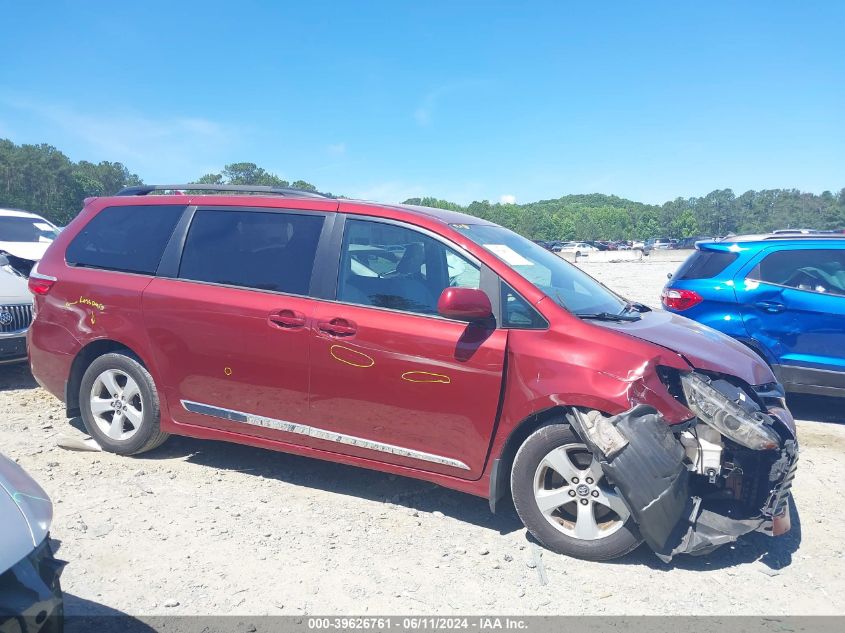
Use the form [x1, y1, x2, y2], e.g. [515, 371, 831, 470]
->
[79, 352, 169, 455]
[511, 422, 642, 561]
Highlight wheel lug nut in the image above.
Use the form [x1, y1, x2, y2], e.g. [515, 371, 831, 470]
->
[586, 477, 594, 484]
[568, 490, 576, 497]
[580, 499, 589, 505]
[591, 490, 599, 497]
[571, 477, 579, 484]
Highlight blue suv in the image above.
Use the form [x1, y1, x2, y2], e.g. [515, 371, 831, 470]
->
[662, 234, 845, 397]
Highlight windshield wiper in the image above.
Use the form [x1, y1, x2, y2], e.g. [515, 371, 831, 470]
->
[575, 311, 641, 322]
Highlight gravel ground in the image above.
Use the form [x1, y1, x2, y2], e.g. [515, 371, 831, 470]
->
[1, 260, 844, 617]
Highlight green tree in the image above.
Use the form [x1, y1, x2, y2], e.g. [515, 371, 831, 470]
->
[670, 210, 700, 237]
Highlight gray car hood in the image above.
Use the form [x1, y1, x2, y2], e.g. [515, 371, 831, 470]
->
[0, 241, 50, 262]
[0, 453, 53, 573]
[0, 265, 31, 303]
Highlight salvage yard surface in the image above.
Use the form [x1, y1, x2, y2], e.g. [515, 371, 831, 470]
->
[1, 260, 844, 617]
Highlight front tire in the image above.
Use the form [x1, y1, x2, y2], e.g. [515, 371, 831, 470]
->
[79, 352, 169, 455]
[511, 422, 642, 560]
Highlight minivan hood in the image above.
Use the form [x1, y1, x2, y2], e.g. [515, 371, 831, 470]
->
[0, 453, 53, 573]
[0, 241, 50, 261]
[596, 310, 776, 386]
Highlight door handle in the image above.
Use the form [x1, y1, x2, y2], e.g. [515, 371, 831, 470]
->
[755, 301, 786, 313]
[268, 309, 307, 329]
[318, 318, 357, 337]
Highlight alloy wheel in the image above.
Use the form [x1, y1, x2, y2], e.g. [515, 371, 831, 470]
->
[89, 369, 144, 441]
[532, 442, 630, 540]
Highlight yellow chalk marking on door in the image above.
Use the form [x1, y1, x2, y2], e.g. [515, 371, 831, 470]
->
[401, 371, 451, 384]
[65, 296, 105, 311]
[330, 345, 375, 368]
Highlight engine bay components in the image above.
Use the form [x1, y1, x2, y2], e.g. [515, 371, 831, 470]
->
[568, 373, 797, 561]
[680, 372, 781, 451]
[679, 425, 723, 482]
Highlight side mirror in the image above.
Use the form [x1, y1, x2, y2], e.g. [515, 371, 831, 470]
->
[437, 287, 493, 321]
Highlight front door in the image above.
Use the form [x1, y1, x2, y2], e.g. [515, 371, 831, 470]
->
[308, 217, 507, 479]
[737, 246, 845, 390]
[143, 206, 328, 439]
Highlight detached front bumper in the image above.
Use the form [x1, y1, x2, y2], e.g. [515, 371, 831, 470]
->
[571, 374, 798, 561]
[0, 537, 65, 633]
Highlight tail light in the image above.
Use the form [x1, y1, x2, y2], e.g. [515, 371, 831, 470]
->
[28, 269, 57, 295]
[661, 287, 702, 311]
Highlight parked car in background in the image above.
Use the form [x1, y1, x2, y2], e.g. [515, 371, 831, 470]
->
[0, 452, 64, 631]
[631, 240, 645, 250]
[0, 254, 33, 364]
[553, 241, 599, 257]
[28, 184, 796, 562]
[0, 209, 61, 276]
[673, 236, 713, 250]
[644, 238, 675, 253]
[663, 233, 845, 397]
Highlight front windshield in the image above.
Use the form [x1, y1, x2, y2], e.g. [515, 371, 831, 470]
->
[453, 223, 627, 316]
[0, 216, 59, 243]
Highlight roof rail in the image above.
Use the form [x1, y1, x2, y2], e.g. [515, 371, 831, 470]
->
[115, 184, 328, 199]
[763, 233, 845, 240]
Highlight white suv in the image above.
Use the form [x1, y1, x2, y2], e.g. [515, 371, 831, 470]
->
[0, 254, 32, 364]
[0, 208, 61, 276]
[0, 208, 56, 364]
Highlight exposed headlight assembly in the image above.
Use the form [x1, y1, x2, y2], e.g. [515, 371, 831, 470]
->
[680, 373, 781, 451]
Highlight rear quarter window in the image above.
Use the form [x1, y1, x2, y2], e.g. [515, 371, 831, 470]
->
[178, 209, 325, 295]
[674, 250, 738, 280]
[66, 205, 185, 274]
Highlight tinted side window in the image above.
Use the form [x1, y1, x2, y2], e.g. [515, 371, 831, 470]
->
[675, 250, 738, 280]
[338, 219, 480, 315]
[502, 283, 547, 328]
[66, 205, 184, 274]
[750, 249, 845, 296]
[178, 210, 324, 295]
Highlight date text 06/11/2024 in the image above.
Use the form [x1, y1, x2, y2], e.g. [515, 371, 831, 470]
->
[307, 617, 529, 630]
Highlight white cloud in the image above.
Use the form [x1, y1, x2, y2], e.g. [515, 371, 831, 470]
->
[327, 142, 347, 157]
[499, 194, 517, 204]
[414, 103, 433, 126]
[412, 80, 493, 127]
[0, 96, 235, 182]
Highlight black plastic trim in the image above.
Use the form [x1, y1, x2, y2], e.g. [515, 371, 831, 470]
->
[773, 364, 845, 397]
[156, 205, 197, 278]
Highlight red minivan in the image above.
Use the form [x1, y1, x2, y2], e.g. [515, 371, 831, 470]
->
[28, 185, 797, 561]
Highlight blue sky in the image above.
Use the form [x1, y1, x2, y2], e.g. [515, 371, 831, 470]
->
[1, 1, 843, 205]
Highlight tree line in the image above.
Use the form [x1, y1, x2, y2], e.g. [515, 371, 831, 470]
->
[403, 189, 845, 241]
[0, 140, 324, 225]
[1, 138, 843, 239]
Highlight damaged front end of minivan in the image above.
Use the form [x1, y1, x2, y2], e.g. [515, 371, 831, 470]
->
[569, 370, 798, 561]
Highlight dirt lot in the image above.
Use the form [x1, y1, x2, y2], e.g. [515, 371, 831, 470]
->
[2, 259, 844, 617]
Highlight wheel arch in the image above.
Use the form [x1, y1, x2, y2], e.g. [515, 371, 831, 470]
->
[65, 339, 149, 417]
[488, 403, 613, 513]
[736, 336, 775, 368]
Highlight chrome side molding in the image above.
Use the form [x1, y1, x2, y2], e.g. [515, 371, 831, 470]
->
[180, 399, 471, 470]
